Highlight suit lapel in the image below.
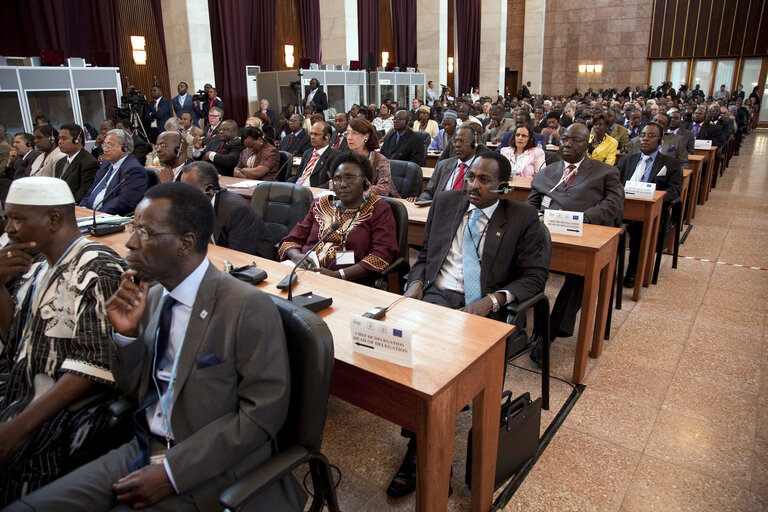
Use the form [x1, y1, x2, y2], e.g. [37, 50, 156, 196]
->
[438, 194, 469, 265]
[60, 152, 78, 181]
[647, 155, 665, 183]
[569, 158, 591, 189]
[436, 158, 459, 192]
[480, 202, 506, 285]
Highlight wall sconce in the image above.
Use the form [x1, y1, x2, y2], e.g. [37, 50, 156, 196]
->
[579, 64, 586, 73]
[579, 63, 603, 73]
[382, 51, 389, 68]
[284, 45, 295, 68]
[594, 64, 603, 73]
[586, 64, 594, 73]
[448, 57, 454, 73]
[131, 36, 146, 65]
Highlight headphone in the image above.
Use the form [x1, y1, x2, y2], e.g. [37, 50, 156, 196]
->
[25, 139, 32, 148]
[121, 145, 129, 153]
[48, 135, 56, 145]
[204, 180, 221, 197]
[363, 178, 371, 190]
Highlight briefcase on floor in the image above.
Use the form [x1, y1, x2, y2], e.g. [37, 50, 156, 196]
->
[465, 391, 541, 489]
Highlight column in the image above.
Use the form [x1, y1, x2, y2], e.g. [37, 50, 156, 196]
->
[522, 0, 546, 94]
[416, 0, 448, 92]
[319, 0, 359, 66]
[160, 0, 216, 93]
[479, 0, 507, 98]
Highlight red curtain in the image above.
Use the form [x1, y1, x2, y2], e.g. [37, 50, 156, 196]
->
[454, 0, 481, 97]
[358, 0, 380, 69]
[299, 0, 322, 64]
[391, 0, 416, 69]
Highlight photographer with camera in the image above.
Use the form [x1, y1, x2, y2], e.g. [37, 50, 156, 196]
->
[194, 86, 224, 122]
[146, 85, 171, 144]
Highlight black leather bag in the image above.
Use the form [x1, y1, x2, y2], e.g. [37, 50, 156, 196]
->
[229, 265, 267, 284]
[465, 391, 541, 489]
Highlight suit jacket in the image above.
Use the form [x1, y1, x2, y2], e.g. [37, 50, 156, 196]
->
[197, 138, 245, 176]
[185, 125, 204, 138]
[672, 127, 695, 154]
[0, 141, 10, 170]
[329, 131, 349, 152]
[259, 108, 279, 128]
[5, 149, 41, 180]
[288, 147, 341, 188]
[79, 154, 149, 214]
[303, 88, 328, 116]
[627, 132, 689, 166]
[55, 150, 100, 202]
[214, 190, 276, 258]
[172, 94, 199, 124]
[132, 133, 153, 166]
[202, 122, 221, 145]
[146, 97, 171, 134]
[110, 264, 299, 508]
[409, 191, 549, 314]
[527, 157, 625, 227]
[380, 129, 427, 167]
[691, 121, 724, 148]
[278, 129, 312, 156]
[617, 151, 683, 206]
[608, 124, 630, 153]
[484, 118, 515, 144]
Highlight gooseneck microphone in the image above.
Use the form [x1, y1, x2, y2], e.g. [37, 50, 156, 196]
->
[286, 221, 341, 301]
[88, 174, 131, 236]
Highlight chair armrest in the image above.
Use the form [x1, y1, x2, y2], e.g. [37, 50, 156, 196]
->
[220, 445, 310, 511]
[109, 396, 137, 418]
[379, 256, 405, 276]
[506, 291, 547, 318]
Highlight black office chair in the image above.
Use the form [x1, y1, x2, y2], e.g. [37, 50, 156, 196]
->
[144, 168, 159, 189]
[652, 197, 681, 284]
[414, 130, 432, 151]
[388, 159, 423, 198]
[251, 182, 313, 255]
[507, 222, 552, 410]
[544, 150, 561, 166]
[220, 296, 339, 512]
[374, 196, 410, 293]
[275, 150, 295, 182]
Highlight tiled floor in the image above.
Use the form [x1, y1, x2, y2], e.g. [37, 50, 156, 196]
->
[314, 130, 768, 511]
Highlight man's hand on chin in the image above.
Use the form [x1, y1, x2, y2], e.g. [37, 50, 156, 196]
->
[113, 464, 174, 509]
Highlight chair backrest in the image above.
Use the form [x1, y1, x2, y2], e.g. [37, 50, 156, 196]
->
[414, 130, 431, 150]
[269, 296, 334, 451]
[544, 150, 561, 166]
[275, 150, 294, 182]
[377, 195, 409, 267]
[144, 168, 159, 189]
[250, 182, 313, 247]
[388, 159, 423, 198]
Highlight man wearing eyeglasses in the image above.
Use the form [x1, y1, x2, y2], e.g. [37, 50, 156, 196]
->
[200, 107, 224, 145]
[617, 122, 682, 287]
[9, 183, 306, 511]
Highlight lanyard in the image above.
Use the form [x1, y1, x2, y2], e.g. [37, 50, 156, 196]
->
[549, 162, 578, 194]
[16, 236, 84, 354]
[466, 210, 489, 259]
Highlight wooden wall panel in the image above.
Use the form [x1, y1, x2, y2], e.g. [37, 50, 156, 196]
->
[650, 0, 768, 58]
[117, 0, 170, 104]
[274, 0, 303, 71]
[379, 0, 394, 66]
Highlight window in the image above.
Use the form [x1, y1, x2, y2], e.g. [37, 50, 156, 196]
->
[26, 91, 74, 129]
[692, 60, 713, 95]
[713, 59, 736, 94]
[740, 58, 762, 91]
[649, 61, 667, 89]
[669, 60, 689, 90]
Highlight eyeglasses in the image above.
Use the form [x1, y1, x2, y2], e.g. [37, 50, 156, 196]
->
[332, 174, 364, 186]
[638, 133, 661, 140]
[155, 143, 178, 150]
[102, 142, 121, 149]
[126, 222, 178, 241]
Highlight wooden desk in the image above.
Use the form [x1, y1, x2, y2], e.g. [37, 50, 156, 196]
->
[426, 152, 440, 168]
[77, 207, 510, 512]
[621, 190, 664, 301]
[686, 155, 704, 220]
[421, 166, 434, 191]
[218, 176, 329, 203]
[694, 146, 717, 204]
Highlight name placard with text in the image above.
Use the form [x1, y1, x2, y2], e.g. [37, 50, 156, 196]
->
[350, 315, 413, 367]
[544, 210, 583, 236]
[624, 181, 657, 200]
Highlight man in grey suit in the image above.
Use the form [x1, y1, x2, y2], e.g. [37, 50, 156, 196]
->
[388, 152, 549, 498]
[528, 123, 624, 349]
[9, 183, 305, 511]
[408, 126, 478, 202]
[667, 110, 695, 155]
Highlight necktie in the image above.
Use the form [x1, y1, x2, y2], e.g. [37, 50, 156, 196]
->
[88, 164, 115, 208]
[297, 151, 319, 186]
[452, 162, 467, 190]
[462, 209, 484, 304]
[640, 155, 653, 182]
[155, 295, 178, 375]
[395, 132, 401, 146]
[692, 123, 700, 137]
[217, 141, 227, 154]
[333, 133, 344, 149]
[289, 133, 295, 146]
[564, 164, 576, 187]
[58, 159, 70, 178]
[207, 126, 213, 138]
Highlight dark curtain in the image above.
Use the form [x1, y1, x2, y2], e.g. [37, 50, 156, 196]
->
[209, 0, 275, 124]
[299, 0, 322, 64]
[0, 0, 120, 67]
[390, 0, 416, 69]
[454, 0, 481, 97]
[150, 0, 167, 60]
[358, 0, 379, 68]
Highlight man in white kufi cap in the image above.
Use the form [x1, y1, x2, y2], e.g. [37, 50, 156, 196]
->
[0, 177, 126, 504]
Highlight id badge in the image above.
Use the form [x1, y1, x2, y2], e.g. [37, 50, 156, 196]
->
[336, 251, 355, 265]
[542, 195, 552, 209]
[150, 446, 167, 465]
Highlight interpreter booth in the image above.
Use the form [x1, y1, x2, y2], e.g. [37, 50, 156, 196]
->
[366, 70, 426, 108]
[0, 58, 122, 151]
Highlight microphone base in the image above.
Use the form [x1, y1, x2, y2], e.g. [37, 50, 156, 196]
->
[290, 291, 333, 313]
[87, 223, 126, 237]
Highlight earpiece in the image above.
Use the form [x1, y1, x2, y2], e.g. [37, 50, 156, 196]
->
[363, 179, 371, 190]
[204, 186, 215, 196]
[121, 145, 129, 153]
[173, 145, 181, 156]
[25, 140, 32, 148]
[48, 135, 56, 144]
[471, 131, 478, 149]
[323, 134, 329, 140]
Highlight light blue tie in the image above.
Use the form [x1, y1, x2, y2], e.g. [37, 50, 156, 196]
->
[88, 164, 114, 208]
[462, 209, 484, 305]
[640, 155, 653, 182]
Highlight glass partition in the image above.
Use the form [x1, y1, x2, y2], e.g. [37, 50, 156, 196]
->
[0, 92, 24, 135]
[692, 60, 713, 95]
[325, 85, 345, 119]
[26, 91, 74, 129]
[396, 85, 410, 104]
[77, 90, 118, 134]
[346, 85, 364, 110]
[380, 85, 394, 103]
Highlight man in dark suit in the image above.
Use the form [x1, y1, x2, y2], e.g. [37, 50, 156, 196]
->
[115, 119, 152, 166]
[90, 119, 114, 159]
[667, 110, 695, 154]
[172, 81, 198, 126]
[278, 114, 312, 156]
[258, 99, 279, 128]
[380, 110, 426, 166]
[329, 112, 349, 151]
[156, 131, 192, 183]
[410, 126, 478, 201]
[9, 183, 305, 511]
[387, 151, 549, 498]
[4, 133, 40, 180]
[690, 106, 724, 148]
[79, 129, 149, 214]
[439, 122, 490, 162]
[302, 78, 328, 118]
[55, 123, 99, 202]
[289, 121, 341, 188]
[527, 123, 624, 348]
[195, 86, 224, 123]
[193, 120, 244, 177]
[181, 162, 275, 258]
[518, 80, 532, 100]
[618, 122, 682, 287]
[626, 113, 688, 166]
[201, 106, 224, 145]
[146, 85, 172, 143]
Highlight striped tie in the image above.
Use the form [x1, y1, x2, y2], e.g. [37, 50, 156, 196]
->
[297, 151, 319, 186]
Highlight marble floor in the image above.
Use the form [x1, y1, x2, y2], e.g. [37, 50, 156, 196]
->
[313, 130, 768, 511]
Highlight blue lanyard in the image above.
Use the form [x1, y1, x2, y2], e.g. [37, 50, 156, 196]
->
[16, 237, 84, 353]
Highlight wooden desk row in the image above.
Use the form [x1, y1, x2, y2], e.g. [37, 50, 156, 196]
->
[76, 206, 511, 512]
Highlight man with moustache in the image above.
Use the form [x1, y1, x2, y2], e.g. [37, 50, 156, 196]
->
[54, 123, 100, 201]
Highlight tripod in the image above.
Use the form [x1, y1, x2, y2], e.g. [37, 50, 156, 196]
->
[129, 108, 149, 142]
